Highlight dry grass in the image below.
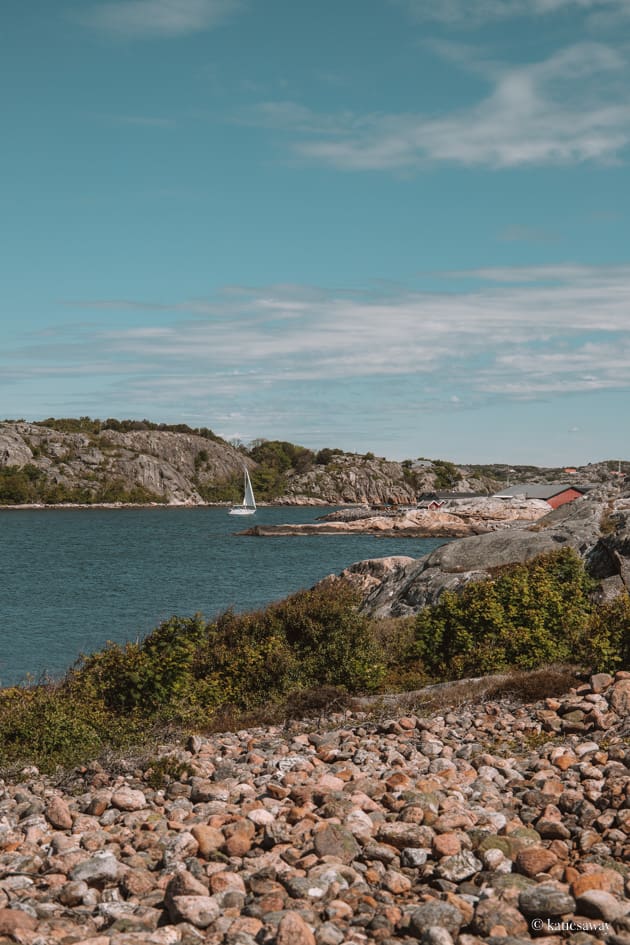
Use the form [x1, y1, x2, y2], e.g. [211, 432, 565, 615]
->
[349, 664, 581, 719]
[482, 665, 580, 702]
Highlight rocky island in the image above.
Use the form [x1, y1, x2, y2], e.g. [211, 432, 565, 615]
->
[1, 417, 623, 509]
[240, 497, 553, 539]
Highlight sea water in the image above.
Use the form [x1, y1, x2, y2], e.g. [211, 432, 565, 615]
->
[0, 506, 446, 686]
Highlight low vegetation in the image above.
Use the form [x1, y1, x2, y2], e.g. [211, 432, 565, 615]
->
[0, 465, 166, 505]
[33, 417, 224, 441]
[1, 548, 629, 772]
[431, 458, 462, 489]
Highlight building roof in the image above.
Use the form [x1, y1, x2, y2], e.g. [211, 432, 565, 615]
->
[493, 482, 590, 500]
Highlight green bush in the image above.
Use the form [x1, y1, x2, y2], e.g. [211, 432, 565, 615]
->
[585, 594, 630, 671]
[315, 447, 343, 466]
[73, 582, 384, 723]
[0, 683, 135, 771]
[432, 459, 461, 490]
[247, 440, 316, 499]
[2, 548, 629, 773]
[413, 548, 602, 679]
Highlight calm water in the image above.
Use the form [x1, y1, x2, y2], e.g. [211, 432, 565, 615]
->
[0, 507, 446, 686]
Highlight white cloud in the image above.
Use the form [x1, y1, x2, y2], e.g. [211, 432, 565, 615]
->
[246, 43, 630, 169]
[6, 267, 630, 457]
[395, 0, 630, 26]
[82, 0, 241, 38]
[9, 264, 630, 412]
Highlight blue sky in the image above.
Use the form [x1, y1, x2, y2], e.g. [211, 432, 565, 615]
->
[1, 0, 629, 464]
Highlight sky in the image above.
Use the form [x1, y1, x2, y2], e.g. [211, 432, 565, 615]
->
[1, 0, 629, 465]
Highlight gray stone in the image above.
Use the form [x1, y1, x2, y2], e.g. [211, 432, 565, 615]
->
[576, 891, 630, 922]
[410, 901, 465, 936]
[518, 883, 576, 917]
[69, 851, 120, 886]
[436, 851, 483, 882]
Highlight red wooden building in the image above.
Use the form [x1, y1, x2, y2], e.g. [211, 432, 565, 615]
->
[494, 483, 589, 509]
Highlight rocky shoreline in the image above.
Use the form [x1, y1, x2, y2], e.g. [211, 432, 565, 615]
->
[0, 672, 629, 944]
[239, 499, 556, 539]
[314, 486, 630, 618]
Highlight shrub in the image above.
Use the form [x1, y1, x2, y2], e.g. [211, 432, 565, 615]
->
[315, 448, 342, 466]
[247, 440, 316, 499]
[72, 583, 384, 723]
[432, 459, 461, 489]
[413, 549, 597, 680]
[2, 548, 628, 773]
[585, 593, 630, 671]
[0, 683, 134, 772]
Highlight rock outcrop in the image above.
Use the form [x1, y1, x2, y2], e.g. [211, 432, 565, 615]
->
[0, 420, 625, 508]
[276, 455, 492, 506]
[0, 671, 628, 944]
[332, 486, 630, 617]
[243, 497, 552, 538]
[0, 423, 495, 508]
[0, 422, 253, 506]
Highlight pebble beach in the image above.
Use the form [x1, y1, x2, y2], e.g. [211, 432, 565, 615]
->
[0, 673, 628, 945]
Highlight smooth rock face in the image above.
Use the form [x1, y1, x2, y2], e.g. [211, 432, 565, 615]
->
[333, 485, 630, 616]
[0, 669, 628, 944]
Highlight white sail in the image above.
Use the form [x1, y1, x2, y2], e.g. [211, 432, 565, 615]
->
[228, 466, 256, 515]
[243, 468, 256, 509]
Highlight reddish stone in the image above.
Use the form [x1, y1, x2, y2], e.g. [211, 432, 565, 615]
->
[553, 753, 578, 771]
[46, 796, 73, 830]
[0, 909, 38, 935]
[276, 910, 316, 945]
[433, 833, 462, 858]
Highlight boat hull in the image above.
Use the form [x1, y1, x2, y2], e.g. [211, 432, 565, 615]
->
[228, 507, 256, 516]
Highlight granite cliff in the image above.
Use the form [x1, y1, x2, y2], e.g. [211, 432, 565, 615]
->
[0, 421, 251, 506]
[0, 422, 493, 507]
[275, 455, 491, 506]
[0, 419, 624, 507]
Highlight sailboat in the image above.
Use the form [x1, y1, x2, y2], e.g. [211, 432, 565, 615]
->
[229, 466, 257, 515]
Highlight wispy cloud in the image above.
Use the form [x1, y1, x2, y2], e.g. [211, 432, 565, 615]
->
[244, 43, 630, 169]
[7, 264, 630, 404]
[82, 0, 241, 39]
[394, 0, 630, 27]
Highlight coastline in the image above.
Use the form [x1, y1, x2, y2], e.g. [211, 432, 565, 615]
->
[0, 501, 271, 511]
[239, 521, 479, 538]
[239, 498, 551, 538]
[0, 669, 627, 944]
[0, 500, 359, 511]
